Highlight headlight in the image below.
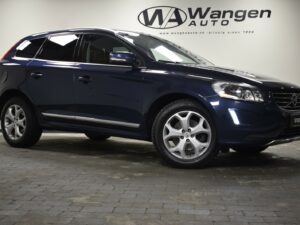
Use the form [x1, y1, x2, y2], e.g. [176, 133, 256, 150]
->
[212, 82, 264, 102]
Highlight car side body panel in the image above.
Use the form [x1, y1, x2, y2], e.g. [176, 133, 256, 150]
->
[0, 28, 300, 147]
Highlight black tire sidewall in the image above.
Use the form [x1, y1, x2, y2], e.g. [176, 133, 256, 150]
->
[152, 100, 218, 168]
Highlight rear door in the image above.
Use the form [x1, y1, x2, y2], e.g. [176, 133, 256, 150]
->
[26, 33, 80, 118]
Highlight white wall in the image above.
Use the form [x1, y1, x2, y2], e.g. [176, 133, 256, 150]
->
[0, 0, 299, 84]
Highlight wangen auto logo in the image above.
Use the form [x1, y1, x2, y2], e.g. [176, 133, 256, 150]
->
[138, 6, 187, 29]
[138, 6, 272, 29]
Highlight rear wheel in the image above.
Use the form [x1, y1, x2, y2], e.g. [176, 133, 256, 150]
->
[85, 133, 110, 141]
[232, 146, 268, 154]
[1, 97, 42, 148]
[152, 99, 218, 168]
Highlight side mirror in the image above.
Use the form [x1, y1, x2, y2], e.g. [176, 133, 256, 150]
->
[109, 52, 137, 66]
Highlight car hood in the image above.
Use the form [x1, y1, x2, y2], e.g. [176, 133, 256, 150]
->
[181, 64, 300, 90]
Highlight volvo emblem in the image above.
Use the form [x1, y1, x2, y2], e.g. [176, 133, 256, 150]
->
[288, 93, 300, 107]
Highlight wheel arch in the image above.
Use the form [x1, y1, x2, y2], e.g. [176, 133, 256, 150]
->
[145, 93, 214, 140]
[0, 89, 35, 115]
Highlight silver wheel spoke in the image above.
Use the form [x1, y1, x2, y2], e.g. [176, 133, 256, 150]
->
[16, 118, 26, 128]
[15, 125, 23, 138]
[191, 118, 210, 135]
[5, 123, 14, 134]
[190, 137, 209, 155]
[15, 107, 22, 118]
[176, 112, 192, 131]
[164, 123, 182, 140]
[170, 139, 187, 158]
[6, 108, 15, 121]
[169, 138, 186, 152]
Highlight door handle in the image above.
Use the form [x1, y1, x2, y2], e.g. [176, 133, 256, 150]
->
[30, 72, 44, 79]
[78, 75, 91, 83]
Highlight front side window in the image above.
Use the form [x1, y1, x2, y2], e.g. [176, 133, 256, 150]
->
[36, 34, 79, 62]
[15, 38, 45, 58]
[78, 34, 131, 64]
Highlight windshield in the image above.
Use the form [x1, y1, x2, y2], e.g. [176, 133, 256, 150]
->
[117, 31, 213, 66]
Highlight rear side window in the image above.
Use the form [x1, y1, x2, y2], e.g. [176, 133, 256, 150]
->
[15, 38, 45, 58]
[36, 34, 79, 62]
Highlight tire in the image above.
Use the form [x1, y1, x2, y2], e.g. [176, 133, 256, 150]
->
[1, 97, 42, 148]
[85, 133, 110, 141]
[232, 146, 268, 154]
[152, 99, 219, 168]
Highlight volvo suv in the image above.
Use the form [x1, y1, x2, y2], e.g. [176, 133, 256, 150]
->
[0, 28, 300, 168]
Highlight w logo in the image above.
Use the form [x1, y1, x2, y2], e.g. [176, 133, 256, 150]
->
[138, 6, 187, 29]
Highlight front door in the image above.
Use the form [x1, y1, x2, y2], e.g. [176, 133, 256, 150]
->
[73, 34, 143, 129]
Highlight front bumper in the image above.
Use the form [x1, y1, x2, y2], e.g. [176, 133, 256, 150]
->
[207, 96, 300, 147]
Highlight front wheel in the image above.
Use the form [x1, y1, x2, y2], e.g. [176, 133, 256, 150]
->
[1, 97, 42, 148]
[152, 99, 218, 168]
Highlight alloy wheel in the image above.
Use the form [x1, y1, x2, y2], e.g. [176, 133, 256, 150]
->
[162, 111, 212, 160]
[4, 104, 27, 141]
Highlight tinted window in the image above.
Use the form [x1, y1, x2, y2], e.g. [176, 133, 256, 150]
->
[36, 34, 79, 61]
[78, 34, 130, 64]
[15, 38, 45, 58]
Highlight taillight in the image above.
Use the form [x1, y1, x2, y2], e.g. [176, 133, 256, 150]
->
[0, 44, 16, 60]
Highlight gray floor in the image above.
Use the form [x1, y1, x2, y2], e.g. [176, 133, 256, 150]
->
[0, 133, 299, 225]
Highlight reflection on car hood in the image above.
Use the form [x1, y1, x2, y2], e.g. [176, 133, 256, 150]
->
[184, 64, 300, 90]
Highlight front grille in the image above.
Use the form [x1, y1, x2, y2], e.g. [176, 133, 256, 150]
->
[272, 91, 300, 110]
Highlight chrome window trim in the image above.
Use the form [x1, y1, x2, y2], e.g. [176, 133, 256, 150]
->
[42, 113, 140, 128]
[12, 56, 34, 61]
[12, 56, 133, 68]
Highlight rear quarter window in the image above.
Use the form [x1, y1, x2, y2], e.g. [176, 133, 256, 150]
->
[15, 38, 45, 58]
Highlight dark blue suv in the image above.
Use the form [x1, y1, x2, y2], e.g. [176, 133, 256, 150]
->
[0, 28, 300, 167]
